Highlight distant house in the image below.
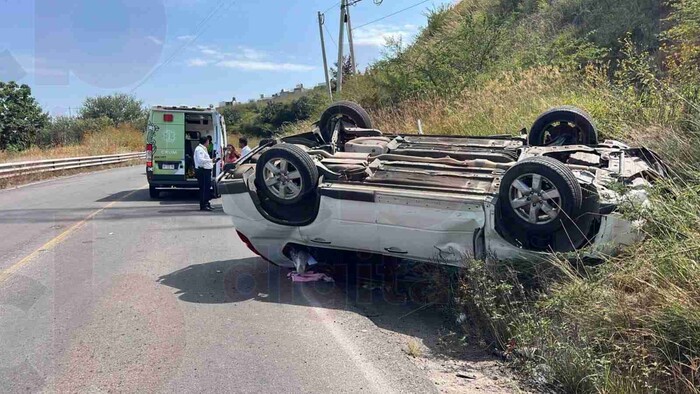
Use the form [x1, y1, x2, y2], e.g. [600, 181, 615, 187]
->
[218, 97, 238, 107]
[220, 83, 324, 107]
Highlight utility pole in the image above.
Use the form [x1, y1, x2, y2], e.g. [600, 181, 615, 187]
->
[317, 11, 333, 100]
[336, 0, 346, 93]
[345, 2, 357, 74]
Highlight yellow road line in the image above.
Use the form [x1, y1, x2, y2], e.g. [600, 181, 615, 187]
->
[0, 185, 148, 285]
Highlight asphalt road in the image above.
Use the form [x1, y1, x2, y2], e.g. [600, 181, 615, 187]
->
[0, 166, 462, 393]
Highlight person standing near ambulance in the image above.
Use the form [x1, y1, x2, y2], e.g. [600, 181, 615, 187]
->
[194, 136, 215, 211]
[239, 137, 251, 158]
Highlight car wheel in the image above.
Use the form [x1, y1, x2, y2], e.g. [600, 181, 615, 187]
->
[528, 106, 598, 146]
[319, 101, 373, 143]
[499, 156, 583, 234]
[255, 143, 319, 205]
[149, 186, 160, 199]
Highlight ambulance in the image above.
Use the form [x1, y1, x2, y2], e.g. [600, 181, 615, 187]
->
[145, 106, 227, 198]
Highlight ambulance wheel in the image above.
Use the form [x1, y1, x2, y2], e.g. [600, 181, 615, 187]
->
[149, 186, 160, 199]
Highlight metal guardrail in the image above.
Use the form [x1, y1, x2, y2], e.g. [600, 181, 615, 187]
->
[0, 152, 145, 179]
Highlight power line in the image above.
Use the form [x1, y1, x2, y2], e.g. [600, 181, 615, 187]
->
[132, 0, 234, 92]
[324, 23, 337, 50]
[347, 0, 383, 6]
[322, 1, 341, 14]
[130, 0, 236, 93]
[320, 0, 345, 49]
[352, 0, 431, 30]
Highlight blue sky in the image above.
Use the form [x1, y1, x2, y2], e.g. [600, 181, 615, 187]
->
[0, 0, 451, 116]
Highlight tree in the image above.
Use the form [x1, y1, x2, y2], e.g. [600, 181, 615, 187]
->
[330, 55, 357, 90]
[79, 93, 146, 126]
[258, 101, 294, 126]
[0, 81, 49, 151]
[291, 93, 325, 120]
[219, 105, 243, 127]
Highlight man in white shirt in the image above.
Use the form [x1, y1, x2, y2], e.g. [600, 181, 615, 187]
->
[239, 137, 252, 158]
[194, 136, 214, 211]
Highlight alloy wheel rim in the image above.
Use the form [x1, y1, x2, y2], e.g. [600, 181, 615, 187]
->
[263, 158, 303, 200]
[509, 173, 562, 224]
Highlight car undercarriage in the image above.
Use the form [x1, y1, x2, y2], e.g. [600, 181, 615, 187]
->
[219, 102, 667, 269]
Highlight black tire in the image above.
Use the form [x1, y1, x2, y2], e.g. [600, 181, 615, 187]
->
[550, 184, 600, 252]
[318, 101, 373, 143]
[528, 106, 598, 146]
[149, 185, 160, 199]
[212, 182, 221, 199]
[255, 143, 318, 205]
[499, 156, 583, 234]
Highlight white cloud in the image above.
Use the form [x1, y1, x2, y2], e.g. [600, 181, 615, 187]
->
[146, 35, 164, 45]
[196, 45, 231, 60]
[238, 46, 266, 61]
[184, 44, 314, 72]
[177, 35, 196, 41]
[217, 60, 314, 72]
[187, 58, 209, 67]
[352, 24, 419, 47]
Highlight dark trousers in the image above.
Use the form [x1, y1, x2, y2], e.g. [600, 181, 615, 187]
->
[196, 168, 212, 208]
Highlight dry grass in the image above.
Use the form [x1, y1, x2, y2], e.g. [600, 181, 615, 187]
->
[0, 125, 145, 189]
[226, 119, 315, 149]
[406, 340, 423, 358]
[0, 125, 144, 163]
[367, 64, 698, 170]
[368, 66, 644, 140]
[280, 119, 316, 136]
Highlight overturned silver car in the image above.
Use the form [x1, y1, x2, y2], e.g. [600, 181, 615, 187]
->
[219, 102, 667, 268]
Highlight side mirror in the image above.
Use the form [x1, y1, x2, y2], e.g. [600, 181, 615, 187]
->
[223, 163, 236, 172]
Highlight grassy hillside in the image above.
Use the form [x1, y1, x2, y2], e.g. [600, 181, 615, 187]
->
[338, 0, 700, 392]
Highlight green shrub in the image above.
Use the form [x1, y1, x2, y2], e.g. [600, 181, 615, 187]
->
[79, 93, 147, 126]
[223, 91, 329, 138]
[219, 105, 243, 126]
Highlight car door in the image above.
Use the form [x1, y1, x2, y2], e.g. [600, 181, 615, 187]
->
[376, 193, 483, 265]
[151, 111, 186, 178]
[299, 189, 380, 254]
